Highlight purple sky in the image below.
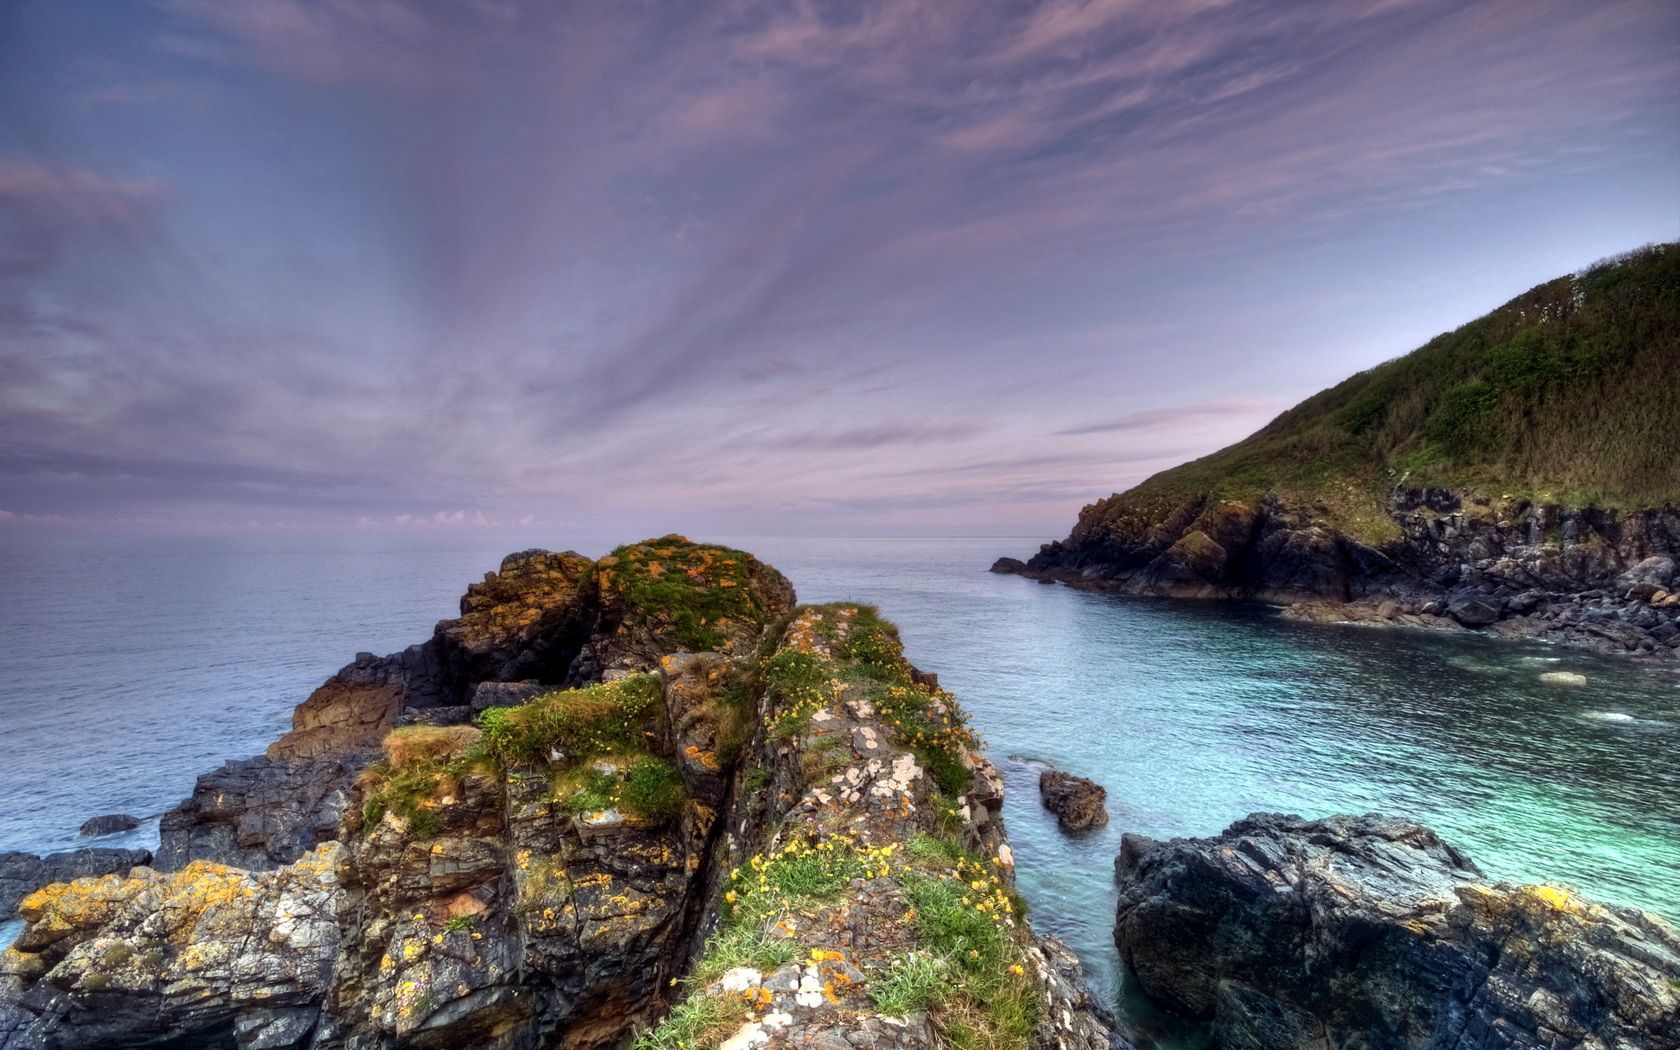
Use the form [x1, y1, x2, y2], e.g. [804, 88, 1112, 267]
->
[2, 1, 1676, 537]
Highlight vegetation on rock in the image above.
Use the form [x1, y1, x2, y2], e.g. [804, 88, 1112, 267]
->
[1080, 244, 1679, 545]
[598, 536, 791, 652]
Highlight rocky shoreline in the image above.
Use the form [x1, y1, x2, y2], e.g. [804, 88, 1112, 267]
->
[996, 487, 1680, 660]
[4, 537, 1676, 1049]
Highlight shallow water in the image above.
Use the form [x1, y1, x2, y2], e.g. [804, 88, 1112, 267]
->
[2, 532, 1676, 1043]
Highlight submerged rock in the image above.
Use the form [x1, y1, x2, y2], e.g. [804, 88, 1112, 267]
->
[1039, 770, 1110, 832]
[1113, 812, 1680, 1049]
[1540, 670, 1588, 686]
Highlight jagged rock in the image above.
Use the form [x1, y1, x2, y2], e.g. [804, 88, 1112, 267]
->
[75, 815, 139, 838]
[0, 846, 343, 1049]
[1039, 770, 1109, 832]
[156, 756, 358, 871]
[0, 849, 151, 923]
[1113, 813, 1680, 1049]
[442, 548, 596, 684]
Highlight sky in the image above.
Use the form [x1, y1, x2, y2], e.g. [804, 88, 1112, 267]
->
[1, 0, 1676, 539]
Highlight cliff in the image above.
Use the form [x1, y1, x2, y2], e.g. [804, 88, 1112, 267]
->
[998, 244, 1680, 657]
[0, 539, 1113, 1049]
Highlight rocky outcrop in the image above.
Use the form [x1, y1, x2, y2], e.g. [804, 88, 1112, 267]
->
[156, 538, 793, 874]
[0, 850, 152, 923]
[640, 604, 1114, 1050]
[2, 542, 1112, 1049]
[1003, 488, 1680, 658]
[1113, 812, 1680, 1049]
[1039, 770, 1109, 832]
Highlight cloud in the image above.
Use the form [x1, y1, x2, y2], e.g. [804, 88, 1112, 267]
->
[771, 422, 984, 451]
[1054, 397, 1278, 436]
[0, 0, 1673, 533]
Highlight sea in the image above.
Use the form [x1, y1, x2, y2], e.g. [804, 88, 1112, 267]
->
[3, 531, 1677, 1045]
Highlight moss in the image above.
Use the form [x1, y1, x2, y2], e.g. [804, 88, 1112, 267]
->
[598, 535, 789, 652]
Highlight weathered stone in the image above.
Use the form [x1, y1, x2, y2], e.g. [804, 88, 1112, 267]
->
[0, 849, 151, 922]
[1114, 813, 1680, 1049]
[1, 846, 342, 1049]
[3, 546, 1115, 1050]
[1039, 770, 1109, 832]
[1447, 594, 1502, 626]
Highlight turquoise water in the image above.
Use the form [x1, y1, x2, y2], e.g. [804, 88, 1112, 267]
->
[2, 533, 1677, 1042]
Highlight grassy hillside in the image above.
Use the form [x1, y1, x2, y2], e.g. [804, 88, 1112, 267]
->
[1094, 243, 1680, 542]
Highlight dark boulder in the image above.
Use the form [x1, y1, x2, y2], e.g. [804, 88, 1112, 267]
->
[1039, 770, 1109, 832]
[76, 814, 140, 837]
[1113, 812, 1680, 1049]
[1447, 594, 1502, 626]
[990, 556, 1029, 574]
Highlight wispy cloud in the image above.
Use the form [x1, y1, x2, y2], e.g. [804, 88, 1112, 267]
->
[0, 0, 1674, 534]
[1054, 398, 1278, 436]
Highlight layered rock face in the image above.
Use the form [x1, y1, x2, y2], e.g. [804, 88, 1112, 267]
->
[1113, 813, 1680, 1049]
[0, 540, 1111, 1049]
[1000, 488, 1680, 657]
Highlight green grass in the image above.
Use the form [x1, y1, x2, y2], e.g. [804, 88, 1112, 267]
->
[869, 951, 949, 1016]
[1073, 244, 1680, 545]
[359, 759, 459, 838]
[363, 674, 689, 835]
[621, 757, 686, 821]
[630, 993, 741, 1050]
[689, 922, 801, 983]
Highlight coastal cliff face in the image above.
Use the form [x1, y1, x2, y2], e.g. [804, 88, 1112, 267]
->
[998, 245, 1680, 657]
[1002, 487, 1680, 656]
[1113, 814, 1680, 1049]
[0, 539, 1113, 1050]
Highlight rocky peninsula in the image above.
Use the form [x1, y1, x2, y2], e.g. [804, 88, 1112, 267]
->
[0, 538, 1110, 1050]
[997, 245, 1680, 659]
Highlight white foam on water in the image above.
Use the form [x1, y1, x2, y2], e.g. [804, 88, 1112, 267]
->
[1583, 711, 1636, 723]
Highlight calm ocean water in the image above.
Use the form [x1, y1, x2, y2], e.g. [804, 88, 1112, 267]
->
[3, 532, 1677, 1043]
